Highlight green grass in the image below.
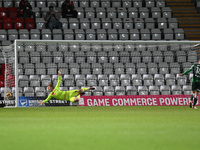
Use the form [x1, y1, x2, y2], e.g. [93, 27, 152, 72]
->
[0, 106, 199, 150]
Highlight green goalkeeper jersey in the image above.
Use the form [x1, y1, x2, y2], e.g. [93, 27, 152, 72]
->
[182, 64, 200, 82]
[43, 75, 72, 103]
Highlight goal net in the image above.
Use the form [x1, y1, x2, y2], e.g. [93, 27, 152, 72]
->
[1, 40, 200, 107]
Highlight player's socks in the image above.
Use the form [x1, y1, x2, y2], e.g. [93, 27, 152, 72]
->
[193, 96, 198, 108]
[89, 87, 95, 90]
[190, 94, 194, 102]
[189, 101, 192, 108]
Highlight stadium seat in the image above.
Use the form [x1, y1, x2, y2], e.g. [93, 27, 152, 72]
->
[104, 86, 114, 95]
[101, 0, 111, 8]
[115, 86, 126, 95]
[0, 7, 7, 19]
[149, 86, 160, 95]
[107, 8, 117, 18]
[93, 86, 103, 96]
[160, 85, 171, 95]
[8, 29, 18, 41]
[14, 18, 24, 29]
[30, 29, 40, 40]
[25, 18, 35, 30]
[19, 29, 29, 39]
[3, 18, 13, 30]
[138, 86, 149, 95]
[8, 7, 18, 18]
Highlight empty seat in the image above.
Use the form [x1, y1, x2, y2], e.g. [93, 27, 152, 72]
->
[107, 8, 117, 18]
[104, 86, 114, 95]
[8, 29, 18, 41]
[93, 86, 103, 96]
[168, 18, 178, 29]
[85, 29, 96, 40]
[91, 18, 101, 29]
[29, 75, 40, 87]
[129, 29, 140, 40]
[25, 18, 35, 30]
[30, 29, 40, 40]
[14, 18, 24, 29]
[160, 85, 171, 95]
[139, 7, 149, 18]
[163, 29, 174, 40]
[80, 18, 90, 29]
[171, 85, 182, 95]
[75, 29, 85, 40]
[115, 86, 126, 95]
[128, 7, 138, 18]
[85, 8, 95, 18]
[162, 7, 172, 18]
[154, 74, 164, 86]
[41, 29, 52, 40]
[149, 86, 160, 95]
[151, 29, 161, 40]
[151, 7, 161, 18]
[174, 29, 185, 40]
[52, 29, 63, 40]
[98, 74, 108, 86]
[96, 8, 106, 18]
[138, 86, 148, 95]
[183, 85, 192, 95]
[109, 74, 119, 86]
[126, 86, 137, 95]
[3, 18, 13, 30]
[64, 29, 74, 40]
[36, 18, 45, 29]
[143, 74, 153, 86]
[96, 29, 107, 40]
[165, 74, 175, 86]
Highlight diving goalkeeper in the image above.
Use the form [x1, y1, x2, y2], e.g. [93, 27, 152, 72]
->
[179, 60, 200, 109]
[41, 70, 95, 104]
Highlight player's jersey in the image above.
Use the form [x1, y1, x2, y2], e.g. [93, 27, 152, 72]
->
[43, 75, 70, 103]
[182, 64, 200, 82]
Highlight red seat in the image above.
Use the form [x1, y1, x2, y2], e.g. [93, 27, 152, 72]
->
[0, 80, 4, 87]
[14, 18, 24, 29]
[7, 75, 15, 87]
[25, 18, 35, 29]
[0, 75, 4, 80]
[8, 7, 18, 19]
[1, 64, 5, 69]
[0, 7, 7, 19]
[3, 18, 13, 29]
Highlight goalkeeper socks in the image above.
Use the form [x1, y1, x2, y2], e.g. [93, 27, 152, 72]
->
[193, 96, 198, 107]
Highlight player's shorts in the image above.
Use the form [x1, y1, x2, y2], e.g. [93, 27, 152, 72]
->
[192, 82, 200, 91]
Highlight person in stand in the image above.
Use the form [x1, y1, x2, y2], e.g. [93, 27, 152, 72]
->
[41, 70, 95, 104]
[45, 6, 62, 31]
[61, 0, 78, 18]
[19, 0, 36, 21]
[178, 59, 200, 109]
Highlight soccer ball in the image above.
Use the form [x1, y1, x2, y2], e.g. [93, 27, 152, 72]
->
[6, 92, 12, 99]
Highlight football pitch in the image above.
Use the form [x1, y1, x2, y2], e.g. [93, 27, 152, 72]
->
[0, 106, 199, 150]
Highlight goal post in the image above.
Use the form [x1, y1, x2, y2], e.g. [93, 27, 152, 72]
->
[1, 40, 200, 107]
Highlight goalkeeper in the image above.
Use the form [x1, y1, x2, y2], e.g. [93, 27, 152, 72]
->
[179, 60, 200, 109]
[41, 70, 95, 104]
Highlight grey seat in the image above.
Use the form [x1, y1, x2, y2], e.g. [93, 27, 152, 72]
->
[176, 51, 186, 63]
[162, 7, 172, 18]
[145, 18, 155, 29]
[164, 51, 174, 62]
[128, 7, 138, 18]
[29, 75, 40, 87]
[159, 62, 169, 74]
[129, 29, 140, 40]
[101, 0, 111, 8]
[165, 74, 175, 86]
[156, 0, 165, 7]
[123, 18, 133, 29]
[143, 74, 153, 86]
[93, 86, 103, 96]
[171, 85, 182, 95]
[114, 63, 125, 74]
[108, 29, 118, 40]
[64, 75, 74, 87]
[118, 29, 129, 40]
[8, 29, 18, 41]
[136, 63, 147, 74]
[138, 86, 148, 95]
[91, 18, 101, 29]
[157, 18, 167, 29]
[154, 74, 164, 86]
[36, 0, 46, 7]
[90, 0, 100, 7]
[132, 74, 142, 86]
[75, 75, 86, 87]
[47, 63, 57, 75]
[160, 85, 171, 95]
[140, 29, 150, 40]
[69, 18, 79, 29]
[149, 86, 160, 95]
[102, 18, 112, 29]
[170, 62, 180, 74]
[24, 63, 35, 75]
[152, 51, 163, 63]
[125, 63, 136, 74]
[168, 18, 178, 29]
[86, 74, 97, 86]
[142, 51, 152, 63]
[52, 29, 63, 40]
[36, 18, 45, 29]
[0, 28, 6, 42]
[145, 0, 155, 7]
[104, 86, 114, 95]
[115, 86, 126, 95]
[123, 0, 133, 8]
[96, 8, 106, 18]
[174, 29, 185, 40]
[134, 18, 144, 29]
[76, 7, 84, 18]
[35, 87, 46, 97]
[80, 0, 89, 7]
[151, 7, 161, 18]
[59, 18, 68, 29]
[69, 63, 80, 74]
[163, 29, 174, 40]
[151, 29, 161, 40]
[85, 29, 96, 40]
[41, 75, 51, 87]
[18, 51, 29, 64]
[133, 0, 143, 7]
[96, 29, 107, 40]
[19, 29, 29, 39]
[126, 86, 137, 95]
[120, 74, 131, 86]
[85, 8, 95, 18]
[117, 8, 127, 18]
[19, 75, 29, 87]
[80, 18, 90, 29]
[107, 8, 117, 18]
[64, 29, 74, 40]
[30, 29, 40, 40]
[24, 87, 34, 97]
[176, 74, 187, 86]
[183, 85, 192, 95]
[98, 51, 108, 63]
[75, 29, 85, 40]
[113, 18, 123, 29]
[109, 74, 119, 86]
[98, 74, 108, 86]
[139, 7, 149, 18]
[41, 29, 52, 40]
[81, 63, 91, 75]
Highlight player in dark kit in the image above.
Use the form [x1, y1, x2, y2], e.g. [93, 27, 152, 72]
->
[179, 60, 200, 109]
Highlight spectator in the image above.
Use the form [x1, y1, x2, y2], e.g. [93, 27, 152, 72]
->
[45, 6, 62, 31]
[19, 0, 36, 21]
[61, 0, 78, 18]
